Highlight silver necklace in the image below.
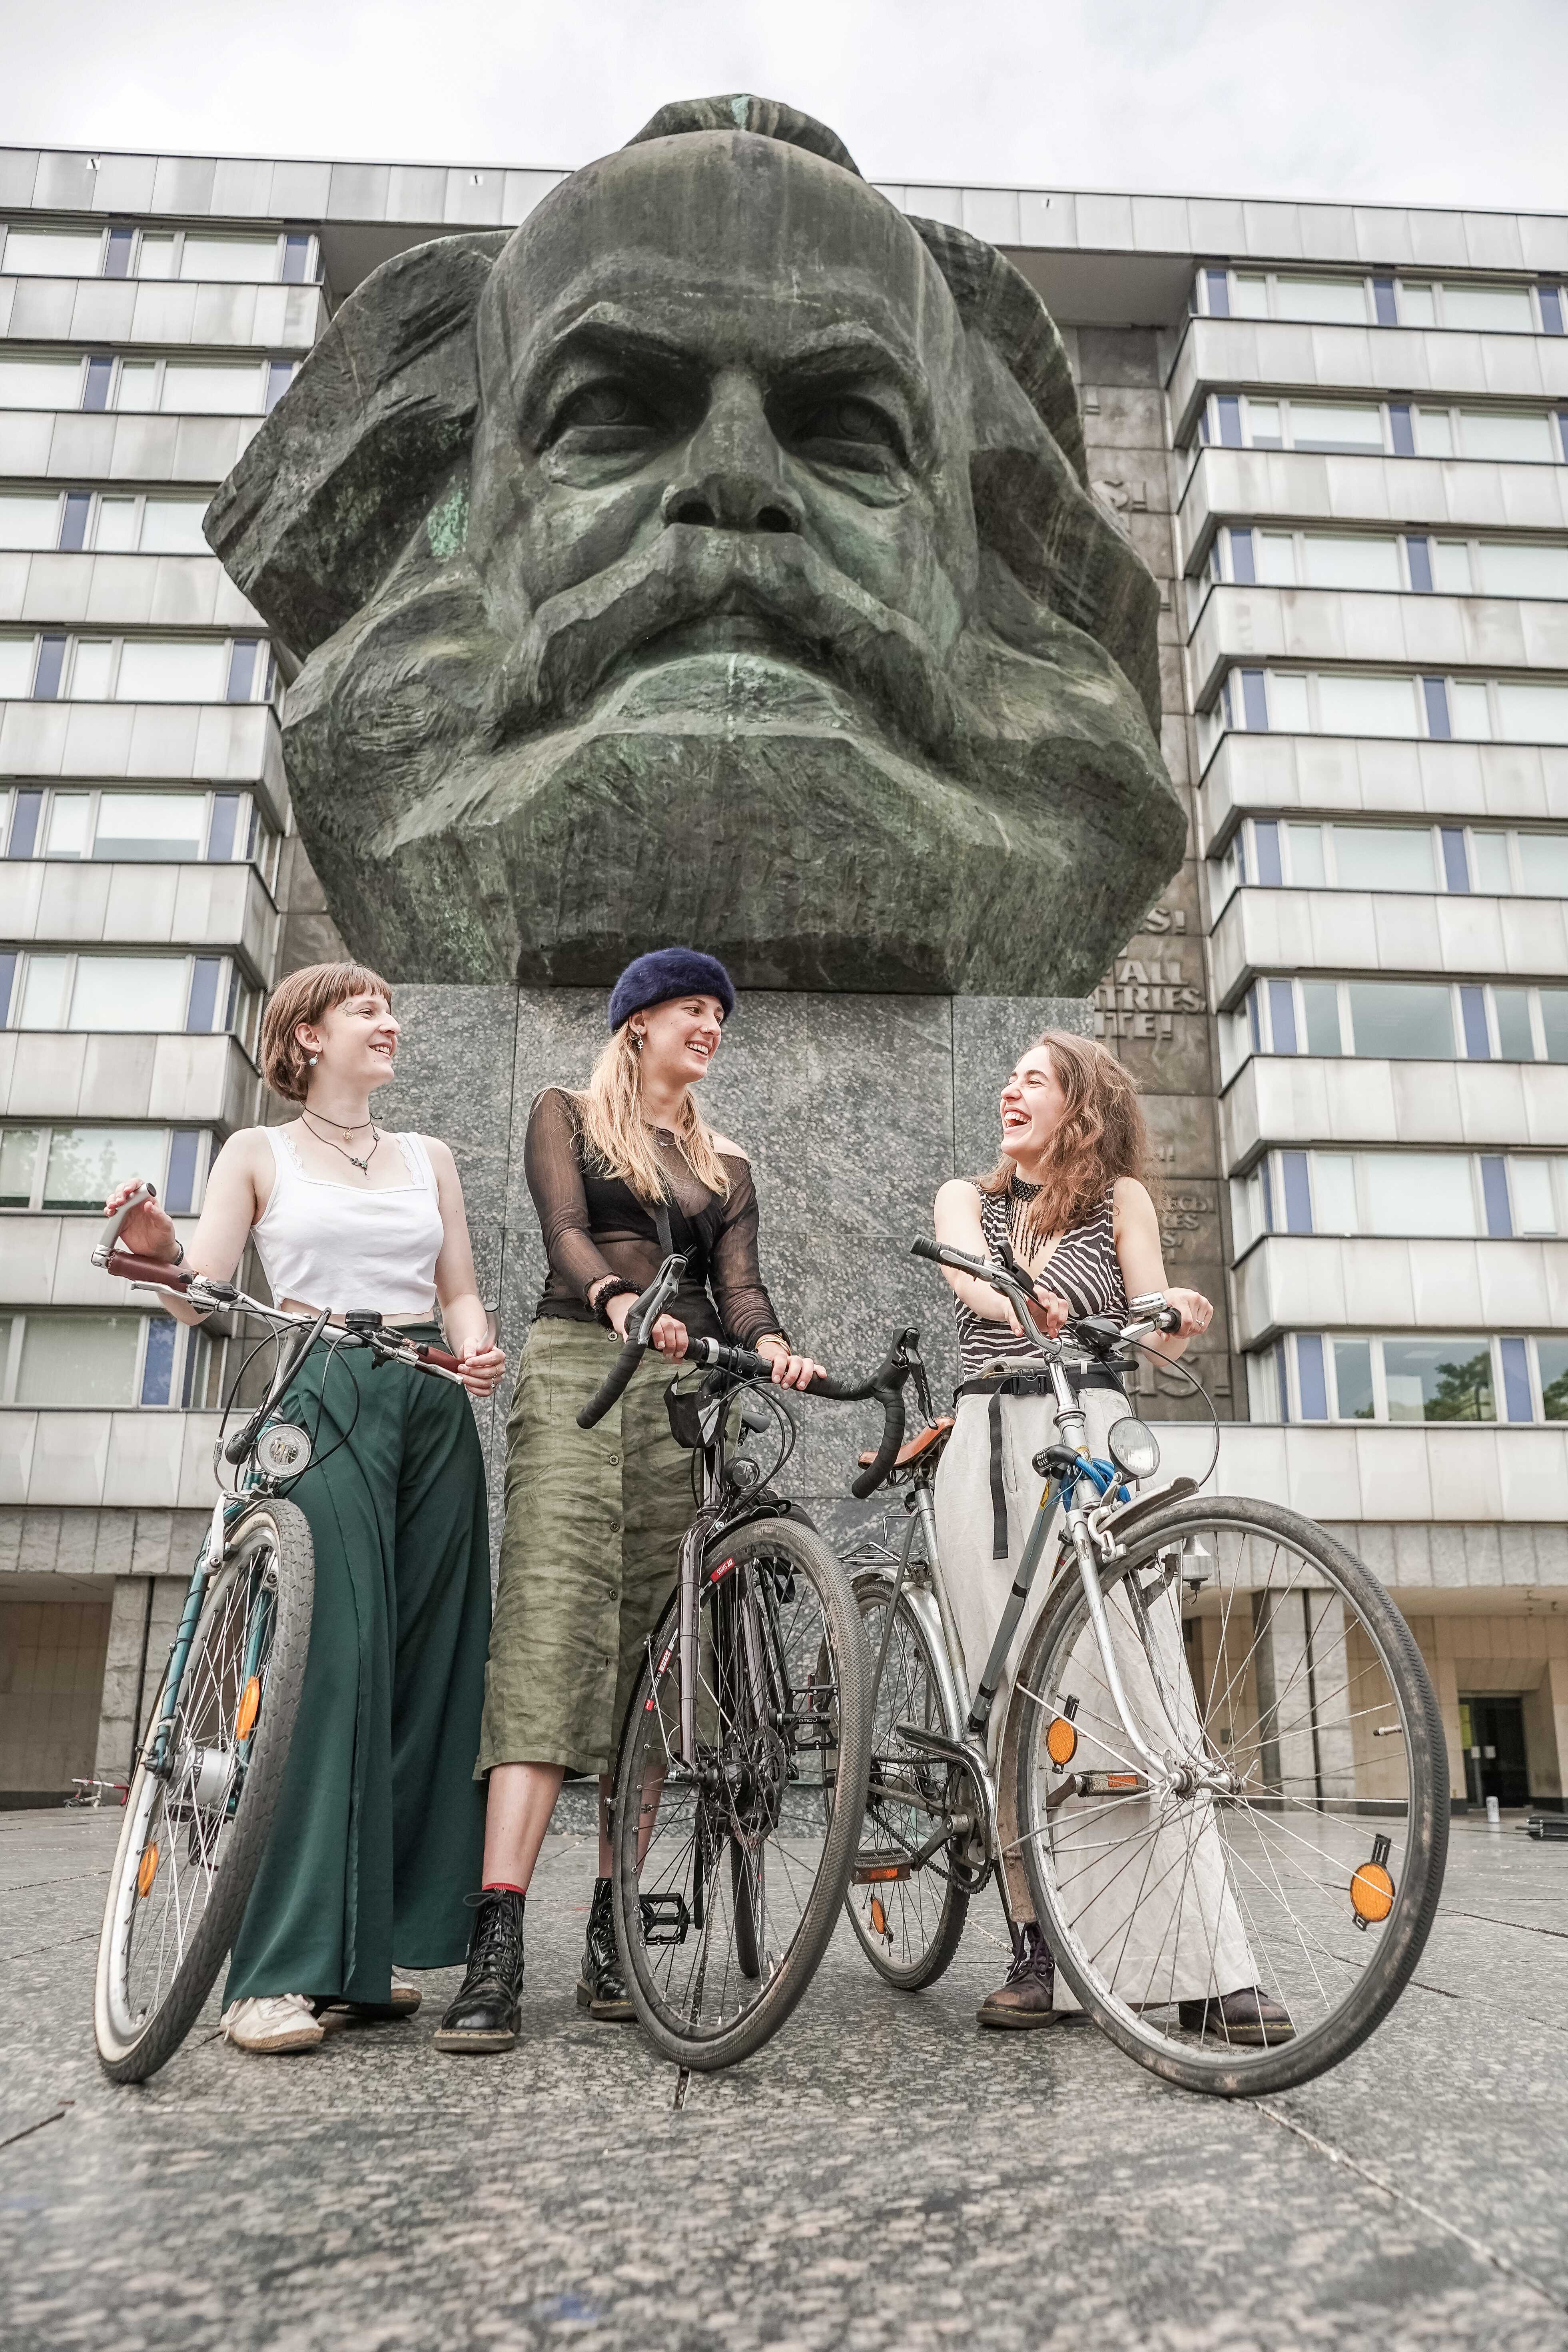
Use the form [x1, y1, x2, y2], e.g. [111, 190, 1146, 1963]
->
[301, 1111, 381, 1175]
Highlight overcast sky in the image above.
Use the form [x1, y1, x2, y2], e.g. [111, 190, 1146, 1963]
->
[2, 0, 1564, 211]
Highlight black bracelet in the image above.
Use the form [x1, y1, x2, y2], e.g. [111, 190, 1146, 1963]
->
[590, 1279, 640, 1329]
[171, 1241, 186, 1266]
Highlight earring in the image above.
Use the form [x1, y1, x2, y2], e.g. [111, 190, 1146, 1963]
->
[630, 1031, 643, 1054]
[307, 1053, 318, 1066]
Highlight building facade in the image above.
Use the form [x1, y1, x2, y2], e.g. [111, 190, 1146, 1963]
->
[1, 143, 1564, 1813]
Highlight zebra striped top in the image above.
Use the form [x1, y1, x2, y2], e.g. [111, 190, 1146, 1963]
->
[953, 1179, 1129, 1379]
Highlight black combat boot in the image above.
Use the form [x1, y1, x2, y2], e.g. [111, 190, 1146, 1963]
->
[577, 1877, 635, 2022]
[433, 1889, 525, 2053]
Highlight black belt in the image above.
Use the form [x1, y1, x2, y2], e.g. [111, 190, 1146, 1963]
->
[955, 1367, 1127, 1560]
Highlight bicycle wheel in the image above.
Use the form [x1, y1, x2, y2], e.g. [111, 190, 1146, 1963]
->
[846, 1565, 970, 1990]
[1012, 1495, 1447, 2097]
[93, 1499, 313, 2083]
[612, 1516, 870, 2070]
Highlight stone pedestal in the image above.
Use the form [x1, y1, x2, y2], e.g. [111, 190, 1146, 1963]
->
[381, 987, 1090, 1544]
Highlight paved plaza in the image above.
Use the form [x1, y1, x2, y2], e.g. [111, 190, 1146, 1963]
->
[3, 1802, 1567, 2352]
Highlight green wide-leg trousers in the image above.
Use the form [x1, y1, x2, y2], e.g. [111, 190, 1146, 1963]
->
[224, 1329, 491, 2005]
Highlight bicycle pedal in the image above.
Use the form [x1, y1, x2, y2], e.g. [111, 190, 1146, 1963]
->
[639, 1891, 692, 1946]
[852, 1854, 912, 1884]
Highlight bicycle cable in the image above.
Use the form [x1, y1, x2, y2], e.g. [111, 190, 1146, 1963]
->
[1119, 1333, 1223, 1493]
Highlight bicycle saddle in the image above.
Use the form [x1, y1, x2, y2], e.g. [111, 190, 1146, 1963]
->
[857, 1415, 954, 1472]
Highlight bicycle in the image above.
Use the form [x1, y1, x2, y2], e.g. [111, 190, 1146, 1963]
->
[89, 1182, 472, 2084]
[840, 1235, 1449, 2097]
[577, 1246, 918, 2071]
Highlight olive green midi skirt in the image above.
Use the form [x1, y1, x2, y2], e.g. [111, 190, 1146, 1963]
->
[478, 1318, 694, 1780]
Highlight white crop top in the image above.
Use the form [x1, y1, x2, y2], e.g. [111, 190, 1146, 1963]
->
[252, 1127, 444, 1319]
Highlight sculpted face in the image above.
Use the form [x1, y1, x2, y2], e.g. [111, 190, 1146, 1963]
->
[206, 99, 1186, 994]
[466, 138, 974, 755]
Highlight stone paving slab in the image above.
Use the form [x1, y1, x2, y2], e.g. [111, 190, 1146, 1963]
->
[2, 1808, 1566, 2352]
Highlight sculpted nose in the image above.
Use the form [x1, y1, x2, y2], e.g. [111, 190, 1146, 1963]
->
[661, 373, 803, 536]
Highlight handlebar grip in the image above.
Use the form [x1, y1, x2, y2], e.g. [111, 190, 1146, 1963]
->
[93, 1181, 157, 1266]
[417, 1343, 464, 1375]
[848, 1386, 907, 1502]
[909, 1236, 945, 1265]
[1155, 1306, 1183, 1335]
[102, 1247, 191, 1291]
[577, 1338, 645, 1429]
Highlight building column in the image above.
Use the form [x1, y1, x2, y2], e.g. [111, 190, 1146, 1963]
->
[1252, 1585, 1357, 1805]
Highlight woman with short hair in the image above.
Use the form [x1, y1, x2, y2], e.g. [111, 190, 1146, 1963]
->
[436, 947, 822, 2054]
[104, 960, 504, 2055]
[932, 1028, 1291, 2045]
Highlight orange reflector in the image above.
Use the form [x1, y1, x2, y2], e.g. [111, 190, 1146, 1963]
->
[1351, 1860, 1395, 1925]
[235, 1676, 261, 1742]
[1046, 1716, 1079, 1768]
[137, 1843, 159, 1899]
[869, 1896, 888, 1938]
[1105, 1773, 1140, 1791]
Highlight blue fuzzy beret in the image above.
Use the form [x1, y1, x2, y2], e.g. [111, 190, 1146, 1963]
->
[608, 948, 736, 1032]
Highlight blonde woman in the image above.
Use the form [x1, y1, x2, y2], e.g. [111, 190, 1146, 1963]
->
[436, 948, 823, 2054]
[933, 1029, 1291, 2045]
[103, 961, 505, 2055]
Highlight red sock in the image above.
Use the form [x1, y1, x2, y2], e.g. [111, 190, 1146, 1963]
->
[483, 1881, 526, 1896]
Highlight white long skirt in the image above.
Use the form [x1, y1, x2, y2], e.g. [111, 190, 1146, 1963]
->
[932, 1387, 1256, 2009]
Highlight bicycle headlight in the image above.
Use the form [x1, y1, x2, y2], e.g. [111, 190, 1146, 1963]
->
[255, 1422, 312, 1478]
[1107, 1416, 1160, 1482]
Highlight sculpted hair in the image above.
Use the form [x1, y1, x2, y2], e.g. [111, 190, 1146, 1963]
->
[261, 960, 394, 1104]
[978, 1030, 1153, 1248]
[575, 1023, 730, 1206]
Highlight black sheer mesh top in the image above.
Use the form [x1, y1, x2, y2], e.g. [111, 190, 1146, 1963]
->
[523, 1087, 784, 1349]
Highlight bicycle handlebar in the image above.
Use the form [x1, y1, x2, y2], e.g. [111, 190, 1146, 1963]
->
[683, 1332, 916, 1500]
[911, 1237, 1183, 1339]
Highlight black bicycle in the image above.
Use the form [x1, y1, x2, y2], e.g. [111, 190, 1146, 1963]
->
[577, 1248, 919, 2070]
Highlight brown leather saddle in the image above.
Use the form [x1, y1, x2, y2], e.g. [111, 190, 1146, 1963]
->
[856, 1414, 955, 1476]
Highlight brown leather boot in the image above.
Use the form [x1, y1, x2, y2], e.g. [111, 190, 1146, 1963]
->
[1177, 1984, 1295, 2046]
[977, 1922, 1065, 2030]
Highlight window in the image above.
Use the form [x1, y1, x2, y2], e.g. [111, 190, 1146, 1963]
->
[1347, 983, 1454, 1059]
[1332, 827, 1435, 890]
[180, 234, 279, 282]
[1385, 1337, 1494, 1422]
[2, 226, 104, 276]
[116, 361, 156, 412]
[69, 640, 112, 699]
[1317, 674, 1418, 736]
[1333, 1339, 1376, 1419]
[264, 360, 295, 414]
[1458, 410, 1556, 461]
[1240, 979, 1568, 1068]
[138, 499, 210, 555]
[0, 355, 84, 409]
[160, 363, 262, 415]
[1299, 534, 1403, 590]
[1540, 1339, 1568, 1420]
[44, 794, 90, 858]
[104, 226, 134, 279]
[1288, 402, 1387, 452]
[0, 494, 64, 551]
[1495, 684, 1568, 744]
[1474, 543, 1568, 598]
[115, 640, 230, 702]
[33, 635, 66, 699]
[72, 957, 191, 1033]
[94, 793, 208, 861]
[1256, 1333, 1566, 1423]
[281, 233, 313, 285]
[1442, 283, 1536, 333]
[16, 1312, 143, 1406]
[0, 1123, 207, 1214]
[1274, 276, 1369, 325]
[1367, 1153, 1476, 1235]
[1542, 287, 1566, 337]
[0, 638, 35, 696]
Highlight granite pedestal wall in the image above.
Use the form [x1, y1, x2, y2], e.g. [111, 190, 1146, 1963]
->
[380, 987, 1091, 1550]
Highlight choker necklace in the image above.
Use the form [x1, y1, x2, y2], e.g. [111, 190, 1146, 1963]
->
[1008, 1173, 1043, 1198]
[301, 1111, 381, 1175]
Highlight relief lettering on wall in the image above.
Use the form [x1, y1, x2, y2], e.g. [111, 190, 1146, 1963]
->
[1093, 906, 1206, 1042]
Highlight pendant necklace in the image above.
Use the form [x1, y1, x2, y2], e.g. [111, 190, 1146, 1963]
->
[301, 1111, 381, 1175]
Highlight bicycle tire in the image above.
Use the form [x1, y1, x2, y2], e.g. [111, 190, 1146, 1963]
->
[612, 1516, 870, 2071]
[1012, 1494, 1448, 2098]
[846, 1567, 969, 1991]
[93, 1498, 314, 2083]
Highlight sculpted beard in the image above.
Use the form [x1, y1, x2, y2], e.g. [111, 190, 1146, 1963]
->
[477, 525, 960, 759]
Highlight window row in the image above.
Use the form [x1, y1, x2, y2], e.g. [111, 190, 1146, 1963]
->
[1233, 976, 1568, 1068]
[1251, 1330, 1568, 1426]
[1197, 392, 1568, 465]
[1200, 667, 1568, 759]
[1232, 1148, 1568, 1250]
[1196, 267, 1566, 338]
[0, 1122, 209, 1214]
[0, 488, 210, 555]
[1215, 819, 1568, 901]
[0, 1308, 224, 1409]
[0, 352, 296, 417]
[0, 632, 274, 705]
[0, 951, 261, 1053]
[1205, 524, 1568, 601]
[0, 784, 277, 884]
[0, 224, 316, 286]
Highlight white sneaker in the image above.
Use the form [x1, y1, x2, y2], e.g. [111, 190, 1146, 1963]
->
[219, 1993, 325, 2054]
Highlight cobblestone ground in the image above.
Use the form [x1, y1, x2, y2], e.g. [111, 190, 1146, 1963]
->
[3, 1803, 1566, 2352]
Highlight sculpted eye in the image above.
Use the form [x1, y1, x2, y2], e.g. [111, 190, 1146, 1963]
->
[790, 394, 905, 462]
[545, 379, 662, 451]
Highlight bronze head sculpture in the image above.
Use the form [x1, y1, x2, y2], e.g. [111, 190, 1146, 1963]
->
[208, 95, 1184, 991]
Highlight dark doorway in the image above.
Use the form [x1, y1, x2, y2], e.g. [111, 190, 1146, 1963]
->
[1459, 1695, 1530, 1809]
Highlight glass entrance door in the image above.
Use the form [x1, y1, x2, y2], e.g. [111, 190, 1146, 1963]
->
[1458, 1694, 1530, 1809]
